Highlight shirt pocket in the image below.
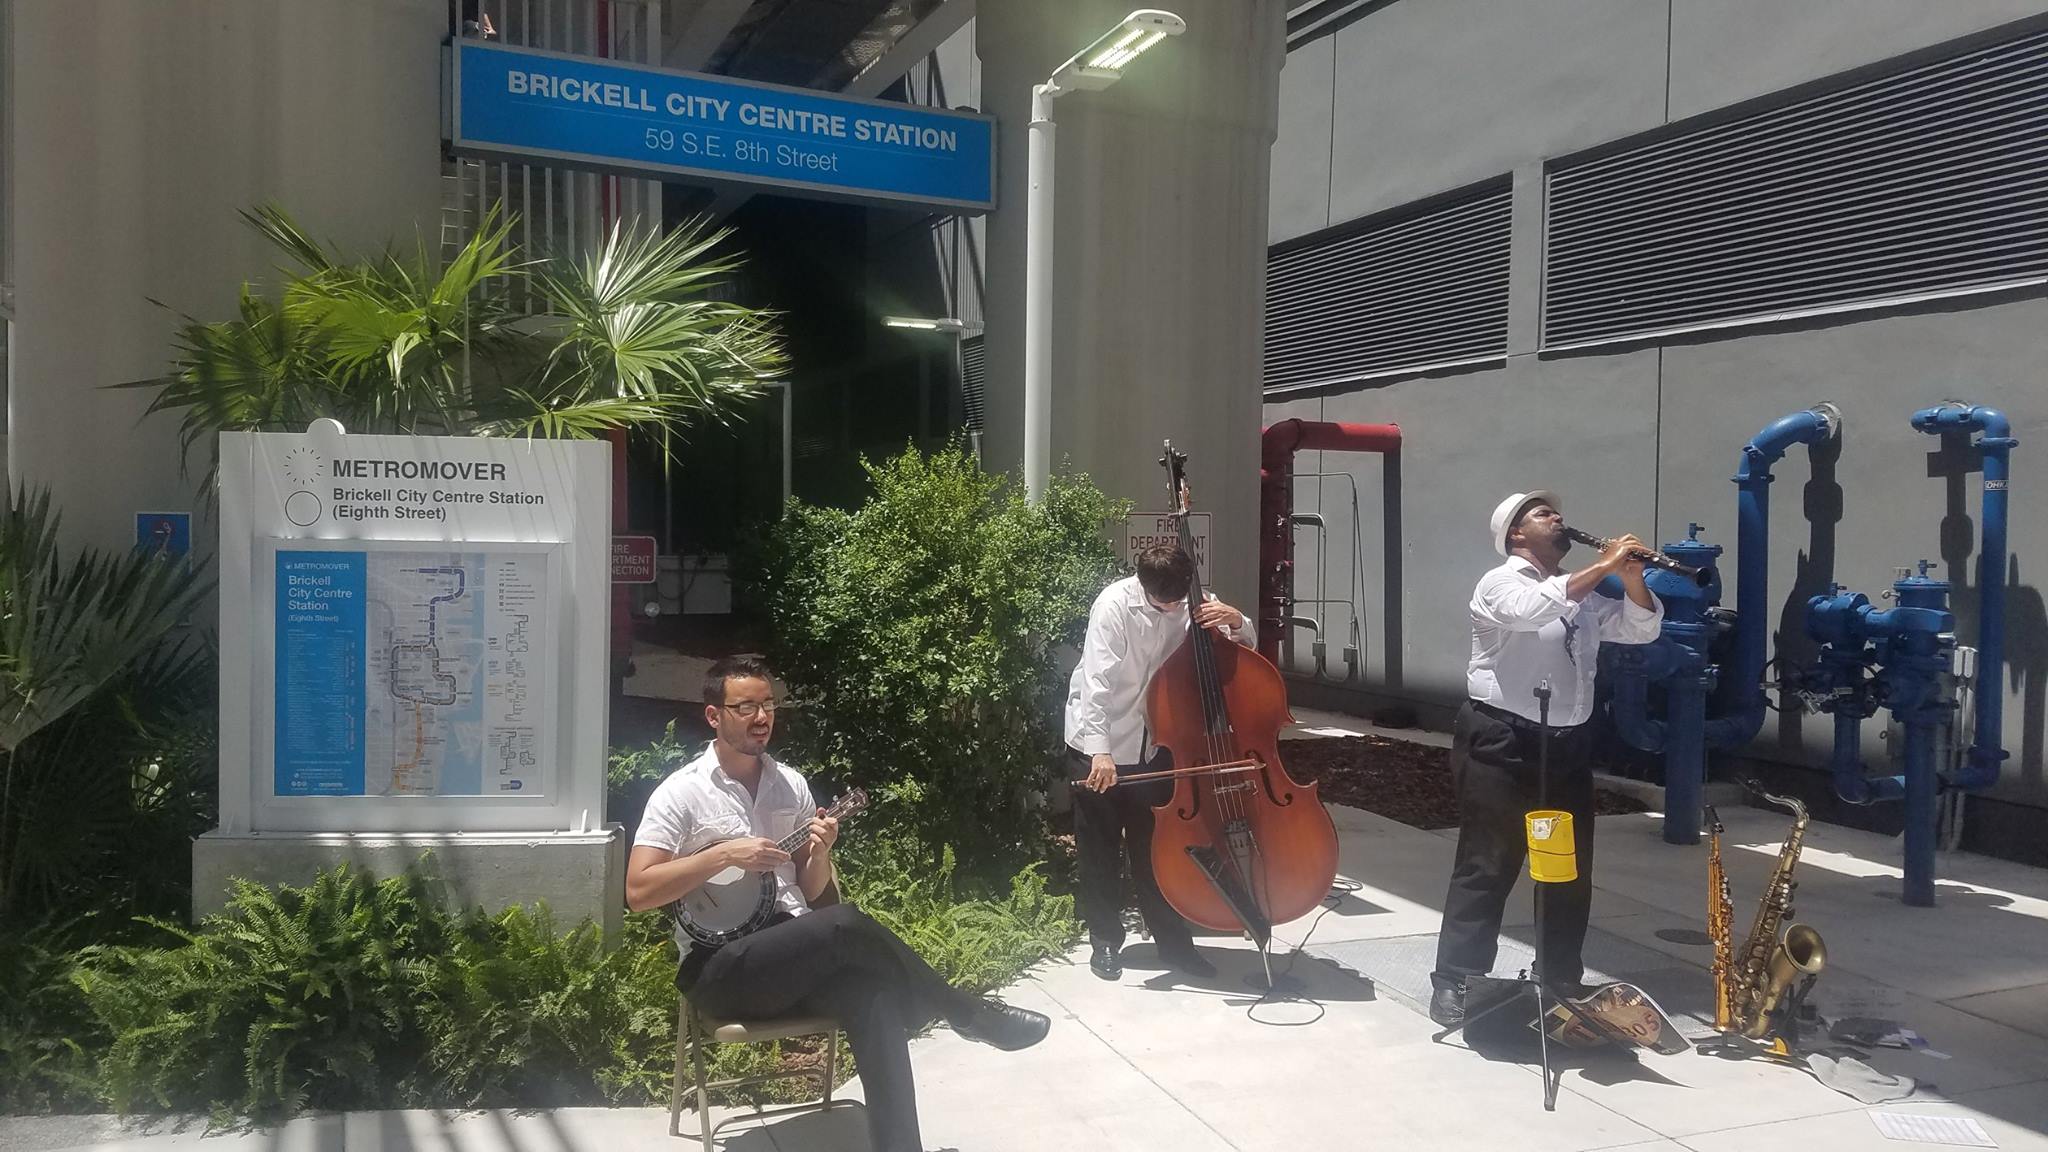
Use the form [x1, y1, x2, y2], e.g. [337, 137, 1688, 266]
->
[760, 804, 809, 848]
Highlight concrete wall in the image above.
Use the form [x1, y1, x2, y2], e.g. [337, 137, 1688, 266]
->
[1265, 2, 2048, 809]
[10, 0, 446, 554]
[1271, 0, 2048, 243]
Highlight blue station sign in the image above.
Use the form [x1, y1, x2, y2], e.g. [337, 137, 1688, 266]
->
[449, 40, 996, 212]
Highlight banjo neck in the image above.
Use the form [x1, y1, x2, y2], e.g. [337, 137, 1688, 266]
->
[768, 788, 867, 858]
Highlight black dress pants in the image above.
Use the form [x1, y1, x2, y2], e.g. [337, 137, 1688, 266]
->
[1066, 746, 1194, 955]
[1431, 701, 1596, 991]
[682, 902, 977, 1152]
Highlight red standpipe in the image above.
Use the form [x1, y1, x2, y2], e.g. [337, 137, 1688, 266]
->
[1258, 419, 1402, 665]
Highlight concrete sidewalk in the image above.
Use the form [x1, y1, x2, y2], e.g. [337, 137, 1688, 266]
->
[10, 756, 2048, 1152]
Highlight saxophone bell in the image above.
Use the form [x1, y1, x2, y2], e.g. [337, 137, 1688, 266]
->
[1724, 782, 1827, 1044]
[1742, 923, 1827, 1039]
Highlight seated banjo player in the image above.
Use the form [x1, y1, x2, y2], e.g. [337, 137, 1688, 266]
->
[626, 655, 1050, 1152]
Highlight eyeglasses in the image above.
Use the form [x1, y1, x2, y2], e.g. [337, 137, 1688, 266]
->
[718, 700, 780, 719]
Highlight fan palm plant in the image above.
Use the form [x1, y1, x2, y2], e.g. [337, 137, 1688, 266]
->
[0, 489, 213, 926]
[130, 201, 786, 488]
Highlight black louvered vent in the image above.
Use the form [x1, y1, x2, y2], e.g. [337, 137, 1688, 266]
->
[1544, 23, 2048, 349]
[1265, 180, 1512, 393]
[959, 335, 986, 430]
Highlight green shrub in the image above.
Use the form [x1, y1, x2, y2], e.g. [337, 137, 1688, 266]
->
[737, 444, 1127, 879]
[608, 720, 692, 795]
[607, 720, 691, 835]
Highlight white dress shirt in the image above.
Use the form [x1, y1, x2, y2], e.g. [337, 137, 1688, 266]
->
[1063, 575, 1256, 764]
[633, 742, 816, 951]
[1466, 556, 1663, 727]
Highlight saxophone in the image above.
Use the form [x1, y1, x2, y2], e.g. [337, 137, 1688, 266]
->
[1706, 805, 1736, 1033]
[1724, 783, 1828, 1040]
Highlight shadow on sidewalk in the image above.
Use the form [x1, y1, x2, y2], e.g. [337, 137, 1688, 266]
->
[1121, 940, 1378, 1006]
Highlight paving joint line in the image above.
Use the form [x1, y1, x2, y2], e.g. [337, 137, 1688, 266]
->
[1659, 1102, 1884, 1150]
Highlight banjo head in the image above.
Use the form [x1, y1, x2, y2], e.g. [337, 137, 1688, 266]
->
[668, 788, 869, 947]
[676, 870, 779, 946]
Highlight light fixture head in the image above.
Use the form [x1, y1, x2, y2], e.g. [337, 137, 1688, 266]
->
[882, 316, 982, 334]
[1050, 9, 1185, 92]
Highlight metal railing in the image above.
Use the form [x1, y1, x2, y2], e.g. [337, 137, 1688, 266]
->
[443, 0, 667, 309]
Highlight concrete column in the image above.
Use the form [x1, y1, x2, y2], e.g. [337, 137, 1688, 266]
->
[978, 0, 1287, 609]
[10, 0, 445, 553]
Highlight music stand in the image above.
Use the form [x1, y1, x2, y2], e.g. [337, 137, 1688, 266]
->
[1432, 680, 1596, 1111]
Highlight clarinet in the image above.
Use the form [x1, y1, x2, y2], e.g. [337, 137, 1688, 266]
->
[1561, 526, 1711, 586]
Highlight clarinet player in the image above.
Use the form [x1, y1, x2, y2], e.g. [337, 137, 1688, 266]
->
[1428, 491, 1664, 1026]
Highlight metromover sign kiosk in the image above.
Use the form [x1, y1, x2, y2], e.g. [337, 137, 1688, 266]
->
[194, 422, 623, 932]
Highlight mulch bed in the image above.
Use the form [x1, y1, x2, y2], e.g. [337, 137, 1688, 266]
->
[1278, 735, 1650, 830]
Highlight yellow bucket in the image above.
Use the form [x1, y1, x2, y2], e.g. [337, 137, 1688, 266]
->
[1525, 810, 1578, 884]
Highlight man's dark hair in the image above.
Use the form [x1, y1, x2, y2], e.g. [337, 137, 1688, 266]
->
[1134, 543, 1195, 603]
[704, 654, 776, 706]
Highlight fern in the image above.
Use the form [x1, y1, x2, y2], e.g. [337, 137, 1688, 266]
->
[841, 840, 1080, 994]
[27, 826, 1074, 1122]
[0, 919, 103, 1111]
[73, 866, 447, 1116]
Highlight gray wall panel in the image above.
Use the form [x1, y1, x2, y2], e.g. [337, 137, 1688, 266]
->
[1667, 0, 2048, 122]
[1325, 0, 1665, 225]
[1269, 34, 1334, 245]
[1294, 351, 1661, 708]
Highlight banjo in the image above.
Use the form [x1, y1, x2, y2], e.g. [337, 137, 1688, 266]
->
[670, 787, 869, 947]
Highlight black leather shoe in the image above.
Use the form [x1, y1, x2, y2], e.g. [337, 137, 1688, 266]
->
[954, 998, 1050, 1051]
[1429, 982, 1467, 1027]
[1090, 942, 1122, 980]
[1158, 944, 1216, 978]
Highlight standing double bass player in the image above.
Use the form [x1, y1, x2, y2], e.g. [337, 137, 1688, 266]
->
[1066, 444, 1340, 991]
[1063, 540, 1247, 981]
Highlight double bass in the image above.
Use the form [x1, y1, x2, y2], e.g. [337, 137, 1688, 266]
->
[1137, 443, 1339, 967]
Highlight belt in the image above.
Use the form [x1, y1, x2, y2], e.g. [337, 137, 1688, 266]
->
[1473, 699, 1582, 737]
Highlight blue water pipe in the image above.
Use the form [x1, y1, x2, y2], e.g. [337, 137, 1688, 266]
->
[1608, 525, 1728, 845]
[1713, 404, 1844, 751]
[1608, 406, 1840, 844]
[1802, 564, 1956, 906]
[1909, 403, 2015, 791]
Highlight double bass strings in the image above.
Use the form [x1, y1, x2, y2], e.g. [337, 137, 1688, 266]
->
[1182, 549, 1255, 889]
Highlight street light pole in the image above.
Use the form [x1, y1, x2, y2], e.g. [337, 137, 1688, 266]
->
[1021, 9, 1186, 502]
[1024, 81, 1059, 502]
